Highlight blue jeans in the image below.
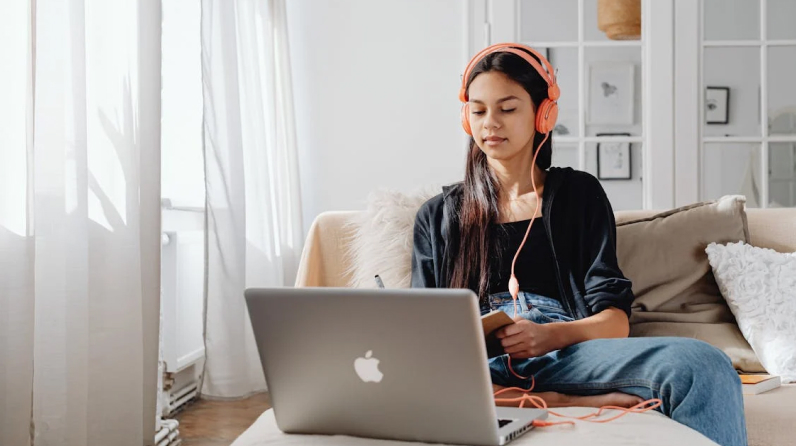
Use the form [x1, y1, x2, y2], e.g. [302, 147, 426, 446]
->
[485, 291, 748, 446]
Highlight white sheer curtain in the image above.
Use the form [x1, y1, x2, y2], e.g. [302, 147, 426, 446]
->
[0, 0, 162, 444]
[201, 0, 303, 398]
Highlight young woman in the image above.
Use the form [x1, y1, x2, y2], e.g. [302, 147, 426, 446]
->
[410, 43, 747, 446]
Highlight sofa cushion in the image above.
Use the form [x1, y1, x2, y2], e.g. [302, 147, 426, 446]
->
[744, 384, 796, 446]
[615, 195, 765, 373]
[706, 241, 796, 382]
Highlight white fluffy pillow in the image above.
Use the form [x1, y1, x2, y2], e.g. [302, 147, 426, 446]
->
[706, 241, 796, 382]
[343, 187, 440, 289]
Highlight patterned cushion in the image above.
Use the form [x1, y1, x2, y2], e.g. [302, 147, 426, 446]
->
[706, 241, 796, 382]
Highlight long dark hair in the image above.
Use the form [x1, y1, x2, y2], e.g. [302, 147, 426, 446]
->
[449, 49, 554, 301]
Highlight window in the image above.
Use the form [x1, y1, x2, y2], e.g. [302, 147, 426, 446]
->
[0, 1, 31, 236]
[161, 0, 204, 210]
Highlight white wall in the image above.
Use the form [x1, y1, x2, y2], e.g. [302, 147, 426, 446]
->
[286, 0, 469, 235]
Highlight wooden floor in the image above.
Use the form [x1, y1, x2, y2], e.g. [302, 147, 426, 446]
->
[176, 392, 271, 446]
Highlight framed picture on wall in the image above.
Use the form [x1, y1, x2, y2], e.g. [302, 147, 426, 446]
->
[587, 62, 635, 125]
[706, 86, 730, 125]
[596, 133, 632, 180]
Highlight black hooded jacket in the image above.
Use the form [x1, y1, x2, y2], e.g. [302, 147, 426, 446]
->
[410, 167, 634, 320]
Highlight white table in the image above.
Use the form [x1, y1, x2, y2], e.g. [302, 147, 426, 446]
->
[231, 407, 718, 446]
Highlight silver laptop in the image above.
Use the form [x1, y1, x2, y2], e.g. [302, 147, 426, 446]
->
[245, 287, 547, 446]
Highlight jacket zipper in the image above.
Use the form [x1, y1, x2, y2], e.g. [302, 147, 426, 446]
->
[543, 187, 579, 320]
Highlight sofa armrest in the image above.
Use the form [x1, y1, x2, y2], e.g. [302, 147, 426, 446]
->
[294, 211, 361, 287]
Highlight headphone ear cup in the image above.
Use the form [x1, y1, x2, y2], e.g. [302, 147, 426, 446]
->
[461, 103, 472, 136]
[535, 99, 559, 135]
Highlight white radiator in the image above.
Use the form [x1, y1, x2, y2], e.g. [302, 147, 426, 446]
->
[161, 230, 205, 374]
[160, 229, 205, 417]
[155, 418, 181, 446]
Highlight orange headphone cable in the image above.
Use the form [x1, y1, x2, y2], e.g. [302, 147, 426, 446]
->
[495, 358, 662, 427]
[507, 132, 548, 317]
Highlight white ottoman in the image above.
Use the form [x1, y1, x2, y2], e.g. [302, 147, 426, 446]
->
[231, 408, 718, 446]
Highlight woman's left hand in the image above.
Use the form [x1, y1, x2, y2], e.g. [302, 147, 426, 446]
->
[496, 316, 560, 358]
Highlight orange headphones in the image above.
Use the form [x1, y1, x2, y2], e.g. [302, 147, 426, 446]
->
[459, 43, 560, 136]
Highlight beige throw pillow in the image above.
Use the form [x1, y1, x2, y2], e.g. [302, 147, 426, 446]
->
[616, 195, 765, 372]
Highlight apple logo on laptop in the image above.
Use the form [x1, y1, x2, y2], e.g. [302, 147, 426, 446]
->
[354, 350, 383, 383]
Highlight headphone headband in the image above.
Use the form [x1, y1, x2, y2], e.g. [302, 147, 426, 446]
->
[458, 42, 560, 137]
[458, 43, 559, 103]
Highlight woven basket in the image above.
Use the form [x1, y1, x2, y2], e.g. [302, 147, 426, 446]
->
[597, 0, 641, 40]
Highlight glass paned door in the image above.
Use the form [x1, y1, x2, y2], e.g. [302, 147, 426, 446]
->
[700, 0, 796, 207]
